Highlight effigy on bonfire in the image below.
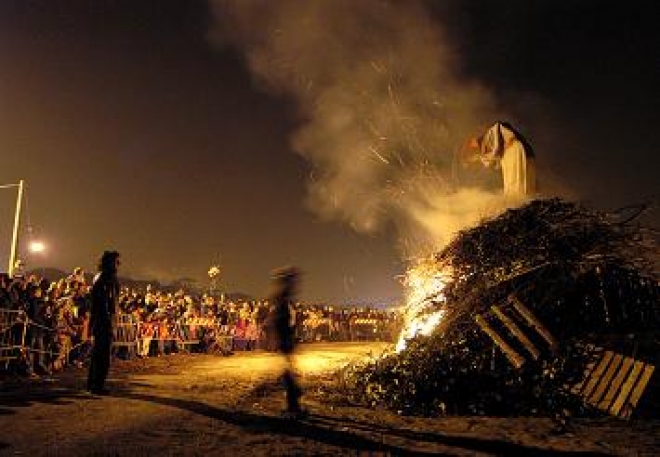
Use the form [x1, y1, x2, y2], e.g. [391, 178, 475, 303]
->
[337, 198, 660, 418]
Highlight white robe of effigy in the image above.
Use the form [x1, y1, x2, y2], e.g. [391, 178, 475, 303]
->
[480, 122, 536, 197]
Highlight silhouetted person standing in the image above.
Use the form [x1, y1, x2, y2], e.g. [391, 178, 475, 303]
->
[87, 250, 120, 395]
[268, 266, 305, 417]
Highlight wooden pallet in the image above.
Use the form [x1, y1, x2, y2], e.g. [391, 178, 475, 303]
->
[475, 295, 557, 369]
[474, 295, 657, 419]
[571, 349, 656, 419]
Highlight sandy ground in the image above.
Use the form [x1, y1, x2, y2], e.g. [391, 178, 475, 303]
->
[1, 342, 659, 456]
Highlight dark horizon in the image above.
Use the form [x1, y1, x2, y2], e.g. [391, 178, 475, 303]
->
[1, 0, 658, 303]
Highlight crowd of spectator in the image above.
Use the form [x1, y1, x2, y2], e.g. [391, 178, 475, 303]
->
[0, 269, 402, 378]
[0, 269, 90, 377]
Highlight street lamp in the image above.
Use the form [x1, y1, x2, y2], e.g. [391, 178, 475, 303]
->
[29, 241, 46, 254]
[0, 180, 24, 277]
[28, 239, 47, 279]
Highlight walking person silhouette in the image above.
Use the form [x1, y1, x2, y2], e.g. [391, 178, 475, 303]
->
[267, 266, 306, 418]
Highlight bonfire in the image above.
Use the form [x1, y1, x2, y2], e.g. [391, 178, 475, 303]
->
[337, 198, 660, 417]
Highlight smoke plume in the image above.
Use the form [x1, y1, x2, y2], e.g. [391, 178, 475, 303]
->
[210, 0, 511, 254]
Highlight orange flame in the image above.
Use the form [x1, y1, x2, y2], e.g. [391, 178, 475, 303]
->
[395, 259, 453, 352]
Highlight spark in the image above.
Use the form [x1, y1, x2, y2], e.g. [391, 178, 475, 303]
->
[369, 146, 390, 164]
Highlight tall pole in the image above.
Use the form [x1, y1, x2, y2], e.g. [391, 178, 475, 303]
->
[8, 180, 24, 277]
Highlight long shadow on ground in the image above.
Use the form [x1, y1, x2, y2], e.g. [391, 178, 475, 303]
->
[113, 390, 608, 456]
[0, 384, 91, 415]
[0, 371, 150, 414]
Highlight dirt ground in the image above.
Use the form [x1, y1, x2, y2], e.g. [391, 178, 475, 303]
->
[1, 342, 659, 456]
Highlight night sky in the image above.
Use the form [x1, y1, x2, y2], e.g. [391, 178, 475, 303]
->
[0, 0, 657, 303]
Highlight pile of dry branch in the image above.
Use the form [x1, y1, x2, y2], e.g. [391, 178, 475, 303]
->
[337, 199, 660, 417]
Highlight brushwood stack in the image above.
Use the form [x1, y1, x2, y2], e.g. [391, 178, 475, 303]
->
[340, 198, 660, 417]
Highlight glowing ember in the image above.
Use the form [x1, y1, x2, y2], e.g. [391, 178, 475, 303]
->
[395, 259, 453, 352]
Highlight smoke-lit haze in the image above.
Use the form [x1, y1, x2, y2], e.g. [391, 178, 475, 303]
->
[1, 1, 656, 302]
[211, 0, 509, 254]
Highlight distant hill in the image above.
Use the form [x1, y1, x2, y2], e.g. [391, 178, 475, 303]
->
[27, 267, 67, 282]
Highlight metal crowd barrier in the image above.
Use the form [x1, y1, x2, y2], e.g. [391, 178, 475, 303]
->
[136, 320, 177, 357]
[113, 313, 140, 358]
[300, 317, 334, 342]
[112, 315, 235, 358]
[175, 318, 206, 352]
[177, 318, 233, 354]
[349, 318, 390, 341]
[3, 310, 398, 371]
[1, 309, 27, 366]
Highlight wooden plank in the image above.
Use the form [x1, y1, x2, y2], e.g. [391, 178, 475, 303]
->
[610, 360, 645, 416]
[599, 356, 635, 411]
[581, 351, 615, 399]
[569, 346, 601, 394]
[588, 353, 623, 406]
[475, 314, 526, 369]
[621, 363, 656, 419]
[571, 360, 598, 394]
[508, 296, 558, 352]
[492, 305, 540, 360]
